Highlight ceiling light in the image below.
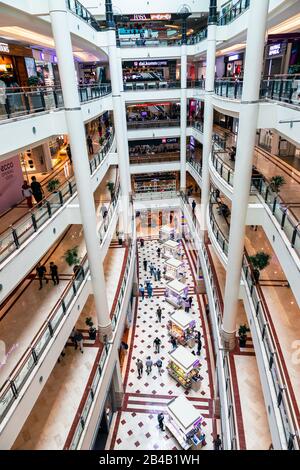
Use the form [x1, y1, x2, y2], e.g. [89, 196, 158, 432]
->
[0, 26, 55, 48]
[268, 13, 300, 34]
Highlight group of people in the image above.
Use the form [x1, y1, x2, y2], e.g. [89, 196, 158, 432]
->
[36, 261, 59, 290]
[127, 109, 180, 123]
[70, 328, 84, 353]
[136, 352, 163, 379]
[129, 142, 179, 157]
[21, 176, 44, 209]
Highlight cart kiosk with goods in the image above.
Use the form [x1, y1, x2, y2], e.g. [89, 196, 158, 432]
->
[162, 239, 180, 259]
[159, 225, 175, 243]
[164, 279, 188, 308]
[164, 257, 185, 281]
[167, 345, 202, 391]
[166, 396, 206, 449]
[167, 311, 196, 347]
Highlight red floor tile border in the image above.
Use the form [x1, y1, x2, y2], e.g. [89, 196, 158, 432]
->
[229, 353, 246, 450]
[109, 410, 122, 450]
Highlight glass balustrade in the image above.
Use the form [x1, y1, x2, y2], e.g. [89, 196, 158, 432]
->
[0, 134, 114, 265]
[218, 0, 251, 26]
[214, 79, 243, 100]
[66, 0, 101, 30]
[123, 80, 180, 92]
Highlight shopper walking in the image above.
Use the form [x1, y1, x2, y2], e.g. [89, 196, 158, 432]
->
[101, 203, 108, 219]
[66, 144, 72, 164]
[31, 176, 44, 206]
[139, 284, 145, 300]
[213, 434, 222, 450]
[153, 267, 157, 281]
[157, 268, 161, 282]
[147, 282, 153, 298]
[157, 412, 165, 431]
[140, 238, 144, 248]
[197, 336, 202, 356]
[155, 358, 163, 376]
[153, 337, 161, 353]
[188, 296, 193, 309]
[192, 199, 196, 214]
[49, 261, 59, 285]
[143, 258, 147, 271]
[184, 297, 191, 313]
[87, 135, 94, 154]
[21, 181, 33, 208]
[36, 262, 48, 290]
[170, 335, 177, 350]
[156, 306, 162, 323]
[136, 359, 143, 379]
[149, 262, 154, 276]
[157, 247, 161, 258]
[75, 330, 84, 353]
[146, 356, 153, 375]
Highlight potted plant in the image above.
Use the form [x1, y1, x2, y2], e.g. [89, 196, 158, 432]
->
[238, 324, 250, 348]
[106, 181, 115, 199]
[47, 178, 60, 193]
[27, 76, 40, 87]
[64, 246, 80, 267]
[249, 251, 271, 283]
[85, 316, 97, 340]
[269, 175, 285, 193]
[99, 136, 105, 146]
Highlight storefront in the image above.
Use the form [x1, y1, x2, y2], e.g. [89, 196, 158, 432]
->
[167, 311, 196, 347]
[32, 49, 60, 86]
[132, 172, 178, 193]
[167, 345, 202, 390]
[264, 41, 288, 76]
[166, 396, 206, 449]
[0, 42, 36, 87]
[123, 59, 178, 82]
[19, 136, 67, 177]
[224, 53, 244, 77]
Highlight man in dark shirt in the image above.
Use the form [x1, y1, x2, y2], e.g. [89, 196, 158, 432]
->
[213, 434, 222, 450]
[36, 262, 48, 290]
[50, 261, 59, 285]
[31, 176, 44, 205]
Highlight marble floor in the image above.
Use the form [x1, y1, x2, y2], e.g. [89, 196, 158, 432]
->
[108, 237, 218, 451]
[10, 242, 125, 450]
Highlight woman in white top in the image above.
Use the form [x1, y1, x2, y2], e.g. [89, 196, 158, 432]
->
[22, 180, 33, 208]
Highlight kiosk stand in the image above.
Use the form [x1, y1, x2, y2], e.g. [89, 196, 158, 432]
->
[166, 396, 206, 449]
[167, 311, 196, 348]
[167, 345, 202, 390]
[159, 225, 175, 243]
[162, 240, 180, 259]
[164, 257, 185, 281]
[164, 279, 188, 309]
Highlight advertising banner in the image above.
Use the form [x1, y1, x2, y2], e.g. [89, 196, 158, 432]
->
[0, 155, 24, 214]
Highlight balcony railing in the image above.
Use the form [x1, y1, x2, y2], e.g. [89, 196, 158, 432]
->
[129, 153, 180, 165]
[119, 37, 181, 48]
[98, 187, 120, 243]
[218, 0, 251, 26]
[0, 134, 115, 266]
[187, 28, 208, 45]
[66, 0, 101, 31]
[211, 150, 300, 258]
[187, 157, 202, 178]
[214, 79, 243, 100]
[67, 231, 135, 449]
[127, 119, 180, 129]
[133, 190, 179, 201]
[0, 254, 90, 426]
[124, 80, 180, 92]
[187, 79, 206, 89]
[207, 202, 300, 449]
[0, 84, 111, 121]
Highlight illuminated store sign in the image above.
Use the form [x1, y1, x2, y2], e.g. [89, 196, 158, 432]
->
[268, 43, 282, 57]
[0, 42, 9, 53]
[133, 60, 168, 67]
[228, 54, 240, 62]
[129, 13, 172, 21]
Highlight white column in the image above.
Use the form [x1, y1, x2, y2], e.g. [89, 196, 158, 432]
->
[221, 0, 270, 349]
[201, 23, 216, 230]
[271, 131, 280, 156]
[42, 142, 53, 172]
[49, 0, 111, 339]
[107, 29, 131, 235]
[180, 45, 187, 191]
[112, 358, 124, 408]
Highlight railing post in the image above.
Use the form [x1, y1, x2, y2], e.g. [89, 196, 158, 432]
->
[48, 321, 54, 337]
[31, 347, 38, 365]
[272, 197, 277, 215]
[58, 190, 64, 206]
[291, 225, 299, 248]
[11, 226, 19, 249]
[46, 200, 52, 217]
[61, 298, 66, 314]
[40, 90, 46, 111]
[31, 212, 37, 231]
[68, 180, 73, 195]
[280, 209, 287, 230]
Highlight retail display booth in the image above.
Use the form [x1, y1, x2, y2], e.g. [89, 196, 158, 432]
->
[164, 279, 188, 308]
[164, 257, 185, 281]
[159, 225, 175, 243]
[166, 396, 206, 449]
[167, 345, 201, 391]
[162, 239, 180, 259]
[167, 311, 196, 348]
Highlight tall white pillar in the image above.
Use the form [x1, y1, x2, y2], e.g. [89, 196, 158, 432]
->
[42, 142, 53, 172]
[271, 131, 280, 156]
[221, 0, 270, 349]
[107, 29, 131, 235]
[112, 358, 124, 408]
[200, 23, 216, 230]
[180, 45, 187, 191]
[49, 0, 111, 340]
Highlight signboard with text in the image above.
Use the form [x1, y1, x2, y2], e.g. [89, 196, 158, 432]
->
[0, 155, 24, 214]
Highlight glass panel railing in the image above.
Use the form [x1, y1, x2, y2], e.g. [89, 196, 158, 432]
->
[0, 134, 114, 265]
[214, 79, 243, 100]
[260, 76, 300, 107]
[187, 28, 207, 45]
[78, 84, 112, 103]
[0, 383, 15, 424]
[127, 119, 180, 129]
[211, 150, 235, 187]
[218, 0, 251, 26]
[66, 0, 101, 31]
[124, 80, 180, 92]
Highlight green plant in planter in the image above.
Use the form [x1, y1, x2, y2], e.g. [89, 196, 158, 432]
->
[47, 178, 60, 192]
[238, 324, 250, 347]
[27, 76, 39, 87]
[269, 175, 285, 193]
[85, 316, 97, 340]
[99, 136, 105, 146]
[249, 251, 271, 283]
[106, 181, 115, 199]
[64, 246, 80, 267]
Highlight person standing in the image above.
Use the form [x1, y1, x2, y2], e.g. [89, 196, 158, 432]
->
[21, 181, 33, 208]
[213, 434, 222, 450]
[143, 258, 147, 271]
[157, 247, 161, 258]
[184, 297, 190, 313]
[146, 356, 153, 375]
[75, 330, 84, 353]
[188, 296, 193, 310]
[170, 335, 177, 350]
[31, 176, 44, 206]
[101, 203, 108, 219]
[192, 199, 196, 214]
[136, 359, 143, 379]
[66, 144, 72, 164]
[36, 262, 48, 290]
[197, 335, 202, 356]
[87, 135, 94, 154]
[49, 261, 59, 285]
[149, 262, 154, 276]
[147, 282, 153, 298]
[157, 412, 165, 431]
[140, 238, 144, 248]
[157, 268, 161, 282]
[153, 267, 157, 281]
[139, 284, 145, 300]
[156, 306, 162, 323]
[155, 358, 163, 376]
[153, 337, 161, 353]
